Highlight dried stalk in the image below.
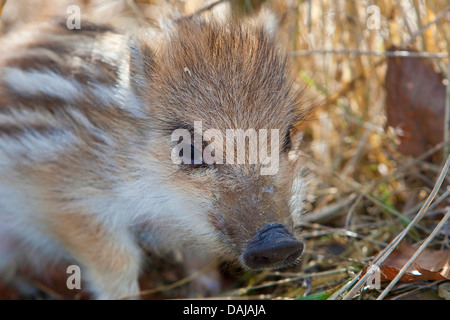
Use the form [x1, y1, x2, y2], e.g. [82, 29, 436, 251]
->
[342, 156, 450, 300]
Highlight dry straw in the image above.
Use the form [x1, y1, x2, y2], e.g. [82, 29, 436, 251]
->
[339, 156, 450, 300]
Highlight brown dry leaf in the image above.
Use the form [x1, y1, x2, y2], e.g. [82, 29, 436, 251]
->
[385, 46, 446, 158]
[361, 242, 450, 283]
[378, 265, 416, 282]
[413, 263, 447, 281]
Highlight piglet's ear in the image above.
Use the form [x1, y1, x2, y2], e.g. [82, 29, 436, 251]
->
[129, 34, 158, 83]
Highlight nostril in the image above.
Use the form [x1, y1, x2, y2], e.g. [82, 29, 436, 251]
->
[253, 255, 270, 265]
[244, 240, 303, 267]
[243, 224, 304, 270]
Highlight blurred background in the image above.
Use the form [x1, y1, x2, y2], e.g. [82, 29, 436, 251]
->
[0, 0, 449, 300]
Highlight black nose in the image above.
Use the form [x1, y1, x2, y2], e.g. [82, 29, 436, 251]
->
[242, 224, 304, 270]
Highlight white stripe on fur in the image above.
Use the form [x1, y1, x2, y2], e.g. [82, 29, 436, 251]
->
[2, 67, 82, 101]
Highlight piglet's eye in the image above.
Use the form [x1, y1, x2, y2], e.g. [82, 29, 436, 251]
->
[179, 143, 205, 168]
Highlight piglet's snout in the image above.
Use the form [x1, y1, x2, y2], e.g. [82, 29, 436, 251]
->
[242, 223, 303, 270]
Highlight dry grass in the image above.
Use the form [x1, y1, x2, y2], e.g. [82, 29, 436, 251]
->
[0, 0, 449, 300]
[277, 0, 450, 300]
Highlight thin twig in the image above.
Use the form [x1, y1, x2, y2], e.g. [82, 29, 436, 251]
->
[301, 194, 356, 222]
[291, 49, 448, 59]
[342, 156, 450, 300]
[300, 221, 388, 247]
[297, 5, 450, 113]
[328, 271, 361, 300]
[345, 193, 364, 230]
[426, 186, 450, 213]
[390, 280, 447, 300]
[340, 129, 370, 178]
[398, 0, 416, 36]
[403, 6, 450, 47]
[377, 208, 450, 300]
[444, 63, 450, 160]
[229, 268, 350, 296]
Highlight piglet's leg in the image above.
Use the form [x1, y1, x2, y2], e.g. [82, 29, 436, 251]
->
[49, 212, 142, 300]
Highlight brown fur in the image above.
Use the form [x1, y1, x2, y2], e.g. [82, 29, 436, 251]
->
[0, 11, 310, 299]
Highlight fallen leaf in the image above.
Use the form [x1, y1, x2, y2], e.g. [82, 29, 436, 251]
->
[361, 242, 450, 283]
[385, 46, 447, 159]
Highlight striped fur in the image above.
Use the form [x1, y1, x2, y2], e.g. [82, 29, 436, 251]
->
[0, 12, 309, 299]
